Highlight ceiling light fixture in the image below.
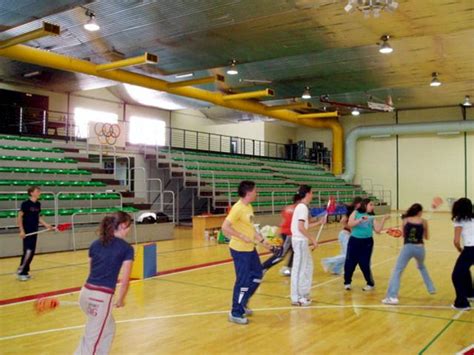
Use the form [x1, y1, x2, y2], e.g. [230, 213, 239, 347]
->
[351, 108, 360, 116]
[344, 0, 399, 18]
[301, 86, 311, 100]
[462, 95, 472, 107]
[226, 59, 238, 75]
[430, 72, 441, 87]
[379, 35, 393, 54]
[84, 10, 100, 32]
[175, 73, 194, 79]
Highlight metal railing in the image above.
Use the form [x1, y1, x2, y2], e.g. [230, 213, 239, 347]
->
[0, 191, 125, 229]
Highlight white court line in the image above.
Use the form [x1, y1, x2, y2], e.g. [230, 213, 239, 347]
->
[310, 255, 398, 290]
[0, 304, 458, 342]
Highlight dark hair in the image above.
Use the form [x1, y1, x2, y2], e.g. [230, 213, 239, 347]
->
[27, 186, 41, 196]
[293, 185, 312, 203]
[237, 180, 256, 198]
[346, 196, 363, 217]
[451, 198, 473, 222]
[356, 198, 372, 213]
[402, 203, 423, 219]
[99, 211, 132, 245]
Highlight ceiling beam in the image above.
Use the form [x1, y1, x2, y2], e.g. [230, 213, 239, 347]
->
[265, 102, 312, 111]
[96, 52, 158, 72]
[223, 88, 274, 101]
[167, 74, 224, 88]
[0, 22, 60, 49]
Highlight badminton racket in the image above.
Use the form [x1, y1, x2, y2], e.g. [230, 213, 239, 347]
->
[34, 297, 78, 314]
[24, 223, 72, 237]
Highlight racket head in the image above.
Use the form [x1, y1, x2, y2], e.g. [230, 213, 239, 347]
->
[34, 297, 60, 314]
[57, 223, 72, 232]
[431, 197, 443, 210]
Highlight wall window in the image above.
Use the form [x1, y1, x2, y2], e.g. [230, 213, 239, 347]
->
[74, 107, 118, 138]
[129, 116, 166, 146]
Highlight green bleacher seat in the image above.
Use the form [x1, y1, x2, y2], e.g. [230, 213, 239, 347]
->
[0, 155, 76, 164]
[0, 134, 52, 143]
[0, 144, 63, 153]
[201, 174, 280, 180]
[172, 157, 260, 166]
[0, 180, 106, 187]
[0, 167, 91, 175]
[187, 165, 271, 174]
[0, 193, 120, 201]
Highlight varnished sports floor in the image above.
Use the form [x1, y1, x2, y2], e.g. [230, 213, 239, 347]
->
[0, 213, 472, 354]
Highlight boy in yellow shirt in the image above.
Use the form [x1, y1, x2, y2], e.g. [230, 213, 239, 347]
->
[222, 180, 271, 324]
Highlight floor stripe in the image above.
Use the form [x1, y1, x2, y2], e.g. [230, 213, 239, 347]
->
[0, 304, 458, 342]
[418, 310, 467, 354]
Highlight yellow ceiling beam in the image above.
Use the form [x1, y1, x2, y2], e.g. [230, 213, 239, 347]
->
[265, 102, 312, 111]
[223, 88, 274, 101]
[96, 52, 158, 72]
[0, 22, 60, 49]
[167, 74, 224, 88]
[297, 112, 338, 119]
[0, 44, 343, 174]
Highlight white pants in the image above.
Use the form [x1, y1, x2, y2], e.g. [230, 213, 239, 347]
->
[75, 286, 115, 355]
[291, 239, 313, 302]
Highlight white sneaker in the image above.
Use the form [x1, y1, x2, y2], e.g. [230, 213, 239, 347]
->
[451, 304, 471, 311]
[344, 284, 352, 291]
[228, 313, 249, 324]
[382, 297, 399, 305]
[362, 285, 375, 291]
[280, 266, 291, 276]
[17, 275, 30, 281]
[292, 297, 312, 307]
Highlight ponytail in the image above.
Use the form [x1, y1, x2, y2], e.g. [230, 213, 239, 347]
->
[401, 203, 423, 219]
[98, 211, 132, 245]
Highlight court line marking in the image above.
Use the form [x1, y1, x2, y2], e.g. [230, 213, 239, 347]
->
[418, 310, 467, 354]
[0, 304, 458, 342]
[310, 255, 397, 289]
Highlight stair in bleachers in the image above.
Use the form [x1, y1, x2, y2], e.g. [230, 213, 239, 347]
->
[156, 148, 381, 213]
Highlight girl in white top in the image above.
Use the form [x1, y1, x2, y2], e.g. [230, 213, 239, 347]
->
[290, 185, 327, 306]
[451, 197, 474, 310]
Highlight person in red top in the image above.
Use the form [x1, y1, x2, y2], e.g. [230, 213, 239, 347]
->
[262, 195, 302, 276]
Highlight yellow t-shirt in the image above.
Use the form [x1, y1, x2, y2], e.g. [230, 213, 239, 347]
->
[226, 200, 256, 252]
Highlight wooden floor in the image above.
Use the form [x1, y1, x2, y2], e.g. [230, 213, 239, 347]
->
[0, 213, 472, 354]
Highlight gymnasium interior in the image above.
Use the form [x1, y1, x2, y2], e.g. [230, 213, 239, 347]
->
[0, 1, 473, 354]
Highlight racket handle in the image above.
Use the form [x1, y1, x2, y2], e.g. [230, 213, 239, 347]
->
[24, 229, 51, 237]
[315, 224, 324, 243]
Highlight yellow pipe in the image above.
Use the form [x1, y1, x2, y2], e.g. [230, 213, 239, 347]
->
[0, 44, 343, 174]
[96, 52, 158, 72]
[223, 88, 274, 101]
[0, 22, 60, 49]
[167, 74, 224, 89]
[297, 112, 338, 119]
[265, 102, 312, 111]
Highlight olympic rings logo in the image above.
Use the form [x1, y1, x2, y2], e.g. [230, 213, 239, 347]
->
[94, 123, 121, 145]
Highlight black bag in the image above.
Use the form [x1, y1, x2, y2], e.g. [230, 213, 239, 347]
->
[155, 212, 170, 223]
